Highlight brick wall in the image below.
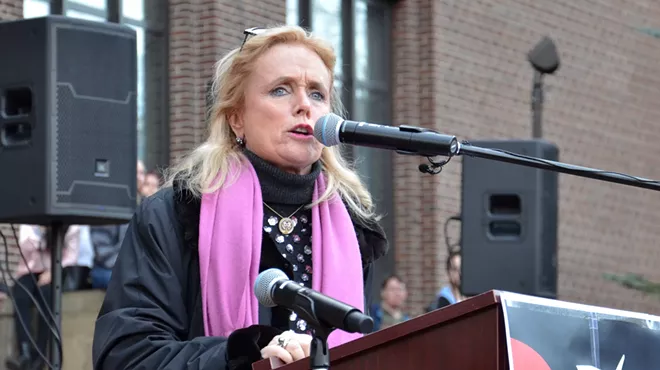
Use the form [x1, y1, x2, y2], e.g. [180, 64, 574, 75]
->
[0, 0, 23, 280]
[0, 0, 20, 20]
[390, 0, 444, 314]
[392, 0, 660, 316]
[169, 0, 287, 164]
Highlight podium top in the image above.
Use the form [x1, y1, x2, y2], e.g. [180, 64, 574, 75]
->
[253, 290, 502, 370]
[254, 291, 660, 370]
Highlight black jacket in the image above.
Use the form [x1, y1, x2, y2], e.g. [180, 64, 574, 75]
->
[92, 183, 388, 370]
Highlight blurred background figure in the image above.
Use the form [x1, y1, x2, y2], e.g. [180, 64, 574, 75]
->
[89, 160, 150, 289]
[136, 160, 146, 194]
[140, 171, 161, 198]
[6, 225, 84, 370]
[371, 275, 410, 331]
[428, 250, 465, 312]
[89, 225, 128, 290]
[0, 283, 7, 311]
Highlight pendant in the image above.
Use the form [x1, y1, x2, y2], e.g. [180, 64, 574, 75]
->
[278, 217, 295, 235]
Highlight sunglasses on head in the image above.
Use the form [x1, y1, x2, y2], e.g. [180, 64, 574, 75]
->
[240, 27, 266, 51]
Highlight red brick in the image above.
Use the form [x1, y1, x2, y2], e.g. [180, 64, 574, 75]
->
[393, 0, 660, 316]
[168, 0, 287, 162]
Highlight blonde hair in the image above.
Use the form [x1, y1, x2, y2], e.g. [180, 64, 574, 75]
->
[164, 25, 377, 223]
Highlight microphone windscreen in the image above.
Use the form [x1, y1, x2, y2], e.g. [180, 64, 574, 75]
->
[314, 113, 343, 147]
[254, 268, 288, 308]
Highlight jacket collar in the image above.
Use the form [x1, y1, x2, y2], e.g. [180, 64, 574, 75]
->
[172, 180, 388, 268]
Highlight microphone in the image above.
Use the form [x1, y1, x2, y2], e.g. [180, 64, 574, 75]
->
[254, 268, 373, 334]
[314, 113, 460, 157]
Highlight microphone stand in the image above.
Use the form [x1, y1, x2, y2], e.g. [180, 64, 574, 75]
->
[47, 222, 65, 370]
[287, 296, 334, 369]
[308, 326, 332, 370]
[288, 294, 373, 369]
[417, 133, 660, 191]
[531, 71, 544, 139]
[454, 142, 660, 192]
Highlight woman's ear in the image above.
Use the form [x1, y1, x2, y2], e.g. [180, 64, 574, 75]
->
[228, 111, 245, 139]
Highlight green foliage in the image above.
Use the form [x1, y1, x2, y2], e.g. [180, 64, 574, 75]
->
[603, 273, 660, 297]
[636, 27, 660, 39]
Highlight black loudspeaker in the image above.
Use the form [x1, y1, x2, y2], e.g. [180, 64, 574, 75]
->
[0, 16, 137, 225]
[460, 139, 559, 299]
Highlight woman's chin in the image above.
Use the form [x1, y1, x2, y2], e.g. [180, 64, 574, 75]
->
[279, 155, 319, 175]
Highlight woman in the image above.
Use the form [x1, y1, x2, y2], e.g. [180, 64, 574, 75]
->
[92, 25, 388, 370]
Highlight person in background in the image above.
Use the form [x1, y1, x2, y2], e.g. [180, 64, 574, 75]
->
[137, 160, 146, 194]
[140, 170, 161, 198]
[428, 250, 465, 311]
[89, 224, 128, 289]
[89, 160, 147, 289]
[0, 283, 7, 311]
[62, 225, 95, 291]
[6, 225, 81, 370]
[370, 275, 410, 331]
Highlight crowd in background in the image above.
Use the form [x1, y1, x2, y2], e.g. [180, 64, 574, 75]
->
[0, 160, 161, 370]
[369, 250, 467, 331]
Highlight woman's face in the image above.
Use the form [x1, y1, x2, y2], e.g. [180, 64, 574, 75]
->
[230, 43, 332, 175]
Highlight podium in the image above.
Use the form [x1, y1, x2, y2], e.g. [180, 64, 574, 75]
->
[253, 290, 660, 370]
[254, 291, 508, 370]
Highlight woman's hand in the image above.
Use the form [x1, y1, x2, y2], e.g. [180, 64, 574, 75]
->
[261, 330, 312, 364]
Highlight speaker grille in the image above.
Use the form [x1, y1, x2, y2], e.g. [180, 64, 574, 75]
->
[461, 140, 559, 298]
[52, 22, 137, 210]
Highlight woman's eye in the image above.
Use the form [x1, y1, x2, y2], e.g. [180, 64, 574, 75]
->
[311, 91, 325, 101]
[270, 87, 288, 96]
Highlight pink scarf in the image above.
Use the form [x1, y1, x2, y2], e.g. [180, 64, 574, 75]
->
[198, 158, 365, 348]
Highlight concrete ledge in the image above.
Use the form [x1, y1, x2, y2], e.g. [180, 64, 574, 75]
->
[0, 290, 106, 369]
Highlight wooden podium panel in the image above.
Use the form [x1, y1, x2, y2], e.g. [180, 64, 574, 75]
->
[253, 291, 508, 370]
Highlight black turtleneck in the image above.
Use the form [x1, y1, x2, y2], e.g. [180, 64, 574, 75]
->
[242, 148, 321, 211]
[242, 149, 321, 334]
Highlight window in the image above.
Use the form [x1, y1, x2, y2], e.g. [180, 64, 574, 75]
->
[353, 0, 391, 165]
[65, 1, 107, 19]
[23, 0, 49, 17]
[67, 0, 105, 10]
[23, 0, 168, 170]
[311, 0, 343, 80]
[290, 0, 395, 294]
[122, 0, 144, 21]
[287, 0, 299, 25]
[65, 10, 105, 22]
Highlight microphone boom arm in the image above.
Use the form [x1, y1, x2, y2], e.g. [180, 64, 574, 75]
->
[451, 141, 660, 192]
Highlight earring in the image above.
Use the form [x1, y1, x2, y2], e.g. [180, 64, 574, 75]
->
[236, 136, 245, 146]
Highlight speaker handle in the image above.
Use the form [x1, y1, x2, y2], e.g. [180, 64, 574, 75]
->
[1, 122, 32, 147]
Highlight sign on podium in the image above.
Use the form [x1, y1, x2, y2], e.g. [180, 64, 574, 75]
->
[253, 290, 660, 370]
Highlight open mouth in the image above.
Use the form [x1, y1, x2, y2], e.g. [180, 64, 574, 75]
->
[289, 125, 313, 136]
